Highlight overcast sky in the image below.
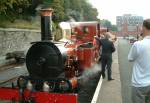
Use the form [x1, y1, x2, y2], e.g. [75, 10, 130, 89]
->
[89, 0, 149, 24]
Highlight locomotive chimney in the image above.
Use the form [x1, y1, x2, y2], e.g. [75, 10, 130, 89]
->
[40, 8, 53, 41]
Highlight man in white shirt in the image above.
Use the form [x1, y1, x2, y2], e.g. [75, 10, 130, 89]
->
[128, 19, 150, 103]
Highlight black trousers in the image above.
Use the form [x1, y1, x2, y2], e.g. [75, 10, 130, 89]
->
[101, 57, 112, 80]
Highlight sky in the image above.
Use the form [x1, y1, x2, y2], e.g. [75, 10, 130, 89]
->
[89, 0, 149, 24]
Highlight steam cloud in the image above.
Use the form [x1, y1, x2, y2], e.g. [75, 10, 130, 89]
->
[77, 64, 101, 86]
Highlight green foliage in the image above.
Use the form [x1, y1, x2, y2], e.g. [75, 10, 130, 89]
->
[0, 0, 98, 22]
[43, 0, 65, 23]
[101, 19, 112, 29]
[0, 0, 99, 28]
[101, 19, 118, 32]
[0, 0, 31, 22]
[111, 25, 118, 32]
[42, 0, 98, 24]
[63, 0, 99, 21]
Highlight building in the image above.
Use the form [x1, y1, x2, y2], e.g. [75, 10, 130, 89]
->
[116, 14, 143, 36]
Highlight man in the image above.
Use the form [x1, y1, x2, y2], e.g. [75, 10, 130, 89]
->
[128, 19, 150, 103]
[100, 32, 115, 81]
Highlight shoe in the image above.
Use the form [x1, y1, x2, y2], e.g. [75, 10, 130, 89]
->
[108, 78, 114, 81]
[102, 73, 105, 79]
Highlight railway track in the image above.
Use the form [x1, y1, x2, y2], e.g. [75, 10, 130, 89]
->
[0, 63, 23, 72]
[78, 72, 101, 103]
[0, 62, 28, 87]
[0, 76, 18, 87]
[0, 56, 19, 71]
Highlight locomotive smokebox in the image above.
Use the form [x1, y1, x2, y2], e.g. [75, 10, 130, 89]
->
[40, 8, 53, 41]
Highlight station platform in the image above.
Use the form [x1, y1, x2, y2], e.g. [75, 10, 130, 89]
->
[91, 42, 123, 103]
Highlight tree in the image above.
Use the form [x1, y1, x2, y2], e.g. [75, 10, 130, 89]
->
[0, 0, 31, 21]
[111, 25, 118, 32]
[100, 19, 118, 31]
[81, 0, 99, 21]
[63, 0, 99, 21]
[100, 19, 112, 29]
[43, 0, 65, 23]
[63, 0, 82, 21]
[0, 0, 99, 24]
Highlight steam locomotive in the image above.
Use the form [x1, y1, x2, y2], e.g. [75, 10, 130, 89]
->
[0, 8, 108, 103]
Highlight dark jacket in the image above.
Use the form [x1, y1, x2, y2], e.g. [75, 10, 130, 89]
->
[99, 38, 115, 60]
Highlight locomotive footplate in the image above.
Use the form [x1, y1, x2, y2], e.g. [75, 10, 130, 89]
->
[0, 87, 78, 103]
[0, 75, 78, 103]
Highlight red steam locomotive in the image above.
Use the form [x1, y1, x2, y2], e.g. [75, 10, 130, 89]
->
[0, 8, 107, 103]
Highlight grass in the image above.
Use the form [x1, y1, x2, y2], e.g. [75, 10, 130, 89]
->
[0, 18, 41, 29]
